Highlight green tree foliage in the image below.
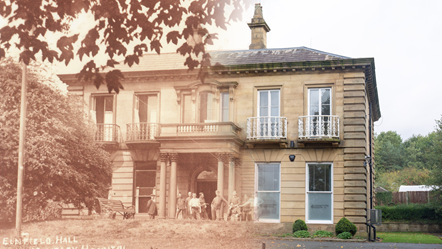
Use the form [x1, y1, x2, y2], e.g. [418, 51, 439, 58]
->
[375, 167, 431, 192]
[0, 0, 253, 93]
[0, 58, 113, 222]
[374, 131, 404, 173]
[426, 116, 442, 212]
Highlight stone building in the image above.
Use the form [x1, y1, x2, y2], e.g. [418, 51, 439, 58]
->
[59, 3, 380, 233]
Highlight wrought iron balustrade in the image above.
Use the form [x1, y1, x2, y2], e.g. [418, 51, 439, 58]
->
[298, 115, 339, 139]
[246, 116, 287, 140]
[94, 124, 120, 142]
[126, 123, 160, 141]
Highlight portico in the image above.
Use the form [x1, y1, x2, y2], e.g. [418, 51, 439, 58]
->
[155, 151, 240, 219]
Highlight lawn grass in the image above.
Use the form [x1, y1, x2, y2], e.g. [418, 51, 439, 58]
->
[378, 232, 442, 244]
[0, 219, 261, 249]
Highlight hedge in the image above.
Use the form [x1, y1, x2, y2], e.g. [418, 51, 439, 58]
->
[376, 203, 442, 222]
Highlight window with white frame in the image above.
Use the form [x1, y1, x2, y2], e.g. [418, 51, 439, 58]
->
[308, 88, 331, 136]
[134, 94, 158, 124]
[220, 91, 229, 122]
[199, 92, 215, 123]
[91, 95, 115, 141]
[258, 89, 280, 117]
[306, 163, 333, 223]
[91, 95, 114, 124]
[257, 89, 281, 138]
[256, 163, 280, 222]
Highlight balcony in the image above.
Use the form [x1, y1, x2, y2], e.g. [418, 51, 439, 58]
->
[246, 117, 288, 148]
[156, 122, 244, 152]
[94, 124, 121, 149]
[126, 123, 160, 149]
[298, 115, 340, 147]
[126, 123, 160, 141]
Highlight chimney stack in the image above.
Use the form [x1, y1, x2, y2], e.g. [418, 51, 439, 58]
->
[248, 3, 270, 50]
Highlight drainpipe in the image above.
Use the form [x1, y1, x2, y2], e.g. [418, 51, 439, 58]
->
[369, 102, 373, 210]
[366, 102, 376, 241]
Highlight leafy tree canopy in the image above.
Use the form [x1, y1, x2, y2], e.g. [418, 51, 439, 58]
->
[0, 0, 253, 93]
[375, 117, 442, 201]
[374, 131, 404, 173]
[0, 58, 113, 222]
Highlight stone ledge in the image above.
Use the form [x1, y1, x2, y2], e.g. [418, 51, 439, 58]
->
[262, 237, 367, 242]
[376, 222, 442, 233]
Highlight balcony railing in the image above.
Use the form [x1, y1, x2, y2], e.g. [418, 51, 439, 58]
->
[298, 115, 339, 139]
[95, 124, 120, 142]
[246, 116, 287, 140]
[126, 123, 160, 141]
[177, 123, 219, 133]
[158, 122, 242, 138]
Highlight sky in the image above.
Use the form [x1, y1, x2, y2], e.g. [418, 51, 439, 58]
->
[208, 0, 442, 141]
[3, 0, 442, 141]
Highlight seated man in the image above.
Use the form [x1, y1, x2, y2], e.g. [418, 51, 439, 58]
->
[227, 190, 241, 221]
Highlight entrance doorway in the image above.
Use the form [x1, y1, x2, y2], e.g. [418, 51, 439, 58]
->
[195, 170, 217, 220]
[196, 180, 217, 220]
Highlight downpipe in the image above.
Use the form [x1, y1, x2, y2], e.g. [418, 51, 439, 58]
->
[366, 222, 377, 242]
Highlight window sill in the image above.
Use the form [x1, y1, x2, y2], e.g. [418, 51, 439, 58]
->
[305, 221, 334, 225]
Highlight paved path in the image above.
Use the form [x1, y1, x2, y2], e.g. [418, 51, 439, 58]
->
[261, 240, 442, 249]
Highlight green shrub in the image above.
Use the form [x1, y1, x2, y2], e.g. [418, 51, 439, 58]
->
[292, 219, 308, 233]
[293, 230, 310, 238]
[312, 230, 334, 238]
[376, 203, 442, 222]
[375, 191, 393, 206]
[335, 217, 357, 236]
[337, 232, 352, 239]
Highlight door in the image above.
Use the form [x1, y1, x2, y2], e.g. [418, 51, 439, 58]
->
[134, 161, 157, 213]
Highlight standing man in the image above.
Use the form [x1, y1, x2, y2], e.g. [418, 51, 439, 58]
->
[185, 191, 192, 219]
[189, 193, 200, 220]
[211, 190, 228, 221]
[146, 195, 158, 219]
[199, 192, 209, 220]
[227, 190, 241, 220]
[175, 192, 186, 219]
[239, 194, 253, 221]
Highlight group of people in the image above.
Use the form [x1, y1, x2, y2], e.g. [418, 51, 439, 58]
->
[176, 190, 253, 221]
[145, 190, 259, 221]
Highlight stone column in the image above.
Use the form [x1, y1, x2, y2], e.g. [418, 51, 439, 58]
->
[215, 153, 225, 219]
[227, 154, 235, 201]
[159, 153, 168, 219]
[168, 153, 178, 219]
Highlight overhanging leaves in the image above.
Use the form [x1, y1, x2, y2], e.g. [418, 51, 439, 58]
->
[0, 0, 254, 93]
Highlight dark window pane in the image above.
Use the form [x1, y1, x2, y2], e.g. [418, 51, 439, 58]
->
[135, 161, 157, 170]
[136, 171, 156, 188]
[309, 164, 331, 191]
